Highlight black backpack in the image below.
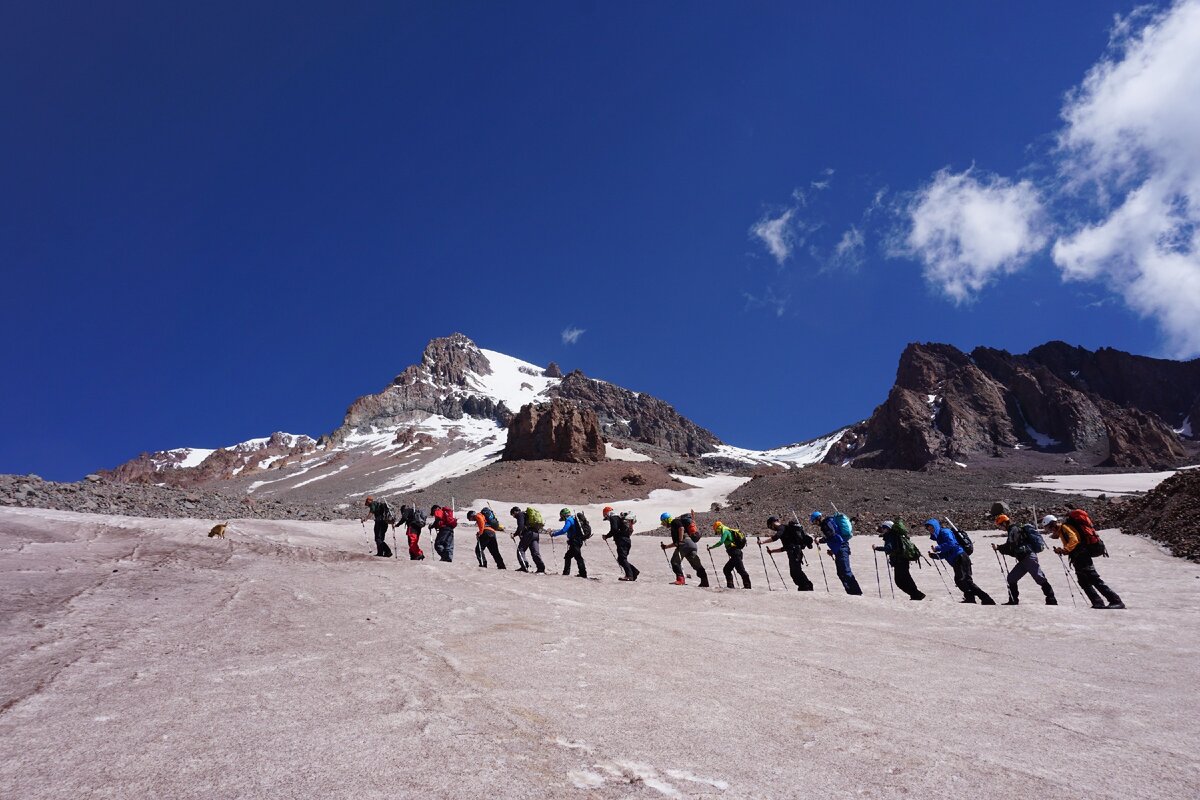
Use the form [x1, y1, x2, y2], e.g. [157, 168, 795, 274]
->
[947, 522, 974, 555]
[408, 508, 427, 529]
[576, 510, 593, 540]
[374, 500, 395, 525]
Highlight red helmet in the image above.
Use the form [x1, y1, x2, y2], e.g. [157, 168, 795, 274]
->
[602, 506, 614, 518]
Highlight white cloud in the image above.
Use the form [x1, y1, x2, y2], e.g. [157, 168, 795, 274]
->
[1052, 0, 1200, 357]
[899, 168, 1048, 303]
[832, 226, 865, 269]
[742, 288, 790, 318]
[750, 208, 796, 264]
[561, 326, 585, 345]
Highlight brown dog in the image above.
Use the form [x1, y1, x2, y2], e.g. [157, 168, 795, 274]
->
[208, 523, 229, 539]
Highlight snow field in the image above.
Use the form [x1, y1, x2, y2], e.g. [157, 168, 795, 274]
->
[2, 507, 1198, 799]
[1008, 466, 1200, 497]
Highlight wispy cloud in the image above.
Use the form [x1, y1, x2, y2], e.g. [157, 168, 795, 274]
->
[750, 208, 797, 264]
[742, 288, 791, 318]
[895, 168, 1048, 303]
[561, 326, 586, 345]
[830, 225, 866, 271]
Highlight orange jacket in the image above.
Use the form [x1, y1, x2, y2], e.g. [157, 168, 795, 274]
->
[1052, 522, 1080, 554]
[473, 515, 497, 537]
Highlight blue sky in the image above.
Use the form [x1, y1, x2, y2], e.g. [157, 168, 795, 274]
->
[4, 1, 1199, 480]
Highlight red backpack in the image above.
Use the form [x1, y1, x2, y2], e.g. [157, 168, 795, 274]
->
[1067, 509, 1106, 555]
[437, 507, 458, 528]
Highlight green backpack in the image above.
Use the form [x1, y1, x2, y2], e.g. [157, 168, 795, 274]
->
[893, 519, 921, 562]
[525, 507, 544, 530]
[728, 526, 747, 549]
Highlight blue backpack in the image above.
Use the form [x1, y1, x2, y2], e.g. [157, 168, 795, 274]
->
[831, 513, 853, 539]
[1022, 523, 1046, 554]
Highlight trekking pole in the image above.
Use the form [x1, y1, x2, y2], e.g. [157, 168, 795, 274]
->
[767, 549, 787, 587]
[1056, 553, 1078, 608]
[873, 549, 882, 598]
[885, 553, 895, 599]
[925, 555, 953, 598]
[757, 540, 773, 591]
[706, 545, 722, 589]
[792, 509, 829, 593]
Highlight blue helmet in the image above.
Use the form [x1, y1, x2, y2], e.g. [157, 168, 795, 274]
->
[660, 512, 672, 524]
[810, 511, 823, 523]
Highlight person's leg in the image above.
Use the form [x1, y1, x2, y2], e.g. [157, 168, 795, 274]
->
[616, 538, 635, 579]
[485, 534, 506, 569]
[685, 550, 708, 587]
[516, 538, 529, 571]
[1025, 557, 1056, 602]
[723, 554, 736, 588]
[732, 549, 750, 588]
[1072, 551, 1119, 607]
[958, 554, 993, 604]
[670, 547, 685, 579]
[952, 557, 973, 601]
[787, 550, 813, 591]
[575, 544, 587, 578]
[408, 528, 424, 560]
[475, 538, 487, 567]
[833, 550, 862, 595]
[443, 528, 455, 562]
[893, 558, 924, 600]
[1006, 559, 1030, 603]
[529, 537, 546, 572]
[374, 521, 392, 557]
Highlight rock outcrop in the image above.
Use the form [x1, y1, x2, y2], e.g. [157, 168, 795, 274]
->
[837, 341, 1196, 470]
[502, 400, 605, 463]
[550, 370, 720, 456]
[1113, 469, 1200, 562]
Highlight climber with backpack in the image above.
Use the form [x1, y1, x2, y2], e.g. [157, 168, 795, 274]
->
[1044, 513, 1124, 609]
[429, 505, 457, 562]
[812, 511, 863, 595]
[874, 520, 925, 601]
[466, 508, 506, 570]
[926, 518, 995, 604]
[758, 516, 814, 591]
[992, 514, 1056, 605]
[660, 512, 709, 587]
[510, 506, 546, 574]
[360, 496, 394, 558]
[707, 521, 751, 589]
[398, 505, 427, 561]
[549, 508, 588, 578]
[601, 506, 639, 582]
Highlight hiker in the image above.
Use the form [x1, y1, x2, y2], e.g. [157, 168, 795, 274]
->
[926, 518, 995, 604]
[360, 496, 393, 558]
[1044, 513, 1124, 609]
[758, 516, 814, 591]
[510, 506, 546, 574]
[992, 514, 1055, 605]
[873, 520, 925, 601]
[811, 511, 863, 595]
[601, 506, 639, 582]
[708, 521, 751, 589]
[398, 505, 426, 561]
[549, 508, 587, 578]
[466, 509, 506, 569]
[659, 512, 709, 587]
[429, 505, 456, 562]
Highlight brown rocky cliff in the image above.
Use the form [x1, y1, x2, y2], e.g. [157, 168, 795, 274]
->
[550, 370, 720, 456]
[502, 400, 605, 463]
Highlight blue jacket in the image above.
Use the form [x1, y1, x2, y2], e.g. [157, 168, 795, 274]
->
[551, 515, 582, 543]
[927, 519, 963, 564]
[819, 518, 851, 556]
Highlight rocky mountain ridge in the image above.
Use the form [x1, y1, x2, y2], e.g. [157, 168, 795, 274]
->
[828, 341, 1198, 470]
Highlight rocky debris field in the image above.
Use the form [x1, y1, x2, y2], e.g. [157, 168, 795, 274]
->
[694, 463, 1121, 539]
[0, 474, 344, 521]
[1112, 469, 1200, 561]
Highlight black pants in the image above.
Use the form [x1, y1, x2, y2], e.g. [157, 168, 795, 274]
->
[477, 532, 505, 569]
[615, 536, 639, 580]
[516, 531, 545, 572]
[1071, 550, 1121, 607]
[563, 539, 586, 577]
[373, 520, 392, 557]
[785, 548, 814, 591]
[670, 546, 707, 585]
[892, 557, 925, 600]
[952, 554, 993, 603]
[723, 547, 751, 588]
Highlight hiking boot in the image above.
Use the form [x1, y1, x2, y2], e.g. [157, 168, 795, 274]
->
[979, 595, 996, 605]
[577, 573, 589, 579]
[1106, 601, 1127, 609]
[672, 576, 686, 586]
[618, 577, 631, 582]
[726, 582, 735, 589]
[1045, 596, 1058, 605]
[959, 598, 977, 604]
[515, 566, 529, 573]
[1003, 599, 1019, 606]
[535, 569, 546, 574]
[911, 593, 926, 601]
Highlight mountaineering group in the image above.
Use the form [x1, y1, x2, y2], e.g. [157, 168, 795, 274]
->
[358, 497, 1126, 610]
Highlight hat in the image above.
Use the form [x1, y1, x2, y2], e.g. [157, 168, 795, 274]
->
[1041, 514, 1059, 528]
[995, 514, 1010, 526]
[877, 520, 894, 532]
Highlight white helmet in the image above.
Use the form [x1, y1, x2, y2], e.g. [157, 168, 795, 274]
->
[877, 520, 894, 532]
[1041, 514, 1059, 528]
